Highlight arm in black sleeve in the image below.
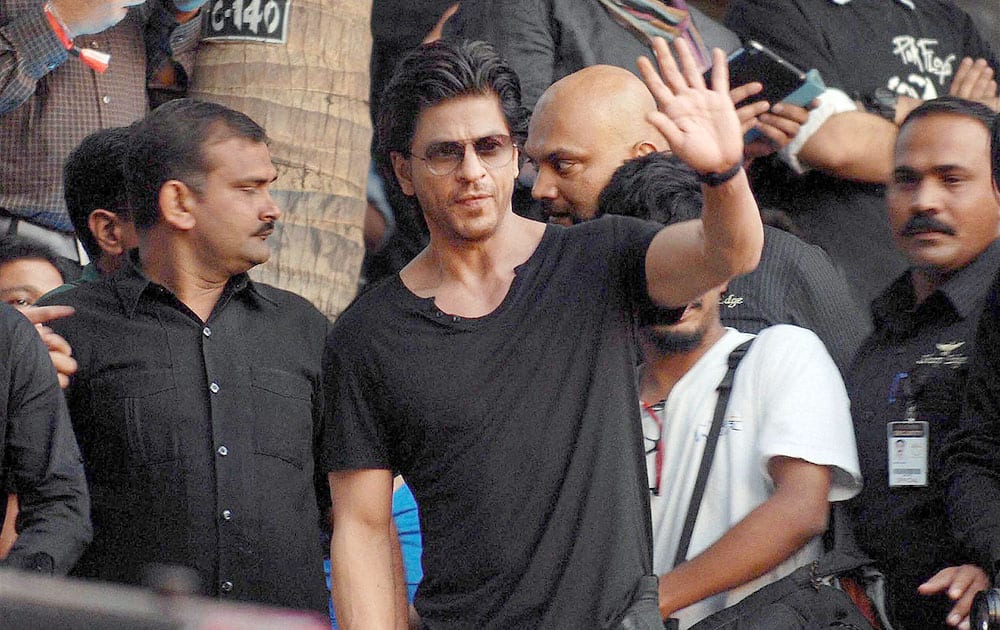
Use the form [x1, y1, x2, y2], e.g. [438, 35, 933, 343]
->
[944, 275, 1000, 578]
[1, 307, 91, 575]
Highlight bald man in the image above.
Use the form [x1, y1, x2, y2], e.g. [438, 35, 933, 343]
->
[524, 65, 869, 370]
[525, 64, 809, 226]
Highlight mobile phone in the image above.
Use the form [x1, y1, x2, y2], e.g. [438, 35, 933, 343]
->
[704, 40, 809, 106]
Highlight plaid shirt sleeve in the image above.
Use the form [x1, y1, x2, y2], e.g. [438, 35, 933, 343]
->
[0, 5, 70, 115]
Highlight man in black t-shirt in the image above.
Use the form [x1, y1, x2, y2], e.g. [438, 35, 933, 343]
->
[325, 38, 765, 629]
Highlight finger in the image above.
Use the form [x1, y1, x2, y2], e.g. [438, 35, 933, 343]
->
[672, 38, 706, 90]
[49, 352, 78, 379]
[729, 82, 763, 106]
[951, 57, 974, 96]
[57, 372, 70, 389]
[947, 588, 977, 627]
[759, 112, 803, 137]
[970, 66, 996, 99]
[736, 101, 769, 126]
[638, 55, 675, 106]
[754, 121, 793, 148]
[918, 567, 954, 594]
[650, 36, 686, 96]
[769, 103, 810, 124]
[708, 47, 730, 95]
[24, 305, 75, 325]
[40, 331, 73, 356]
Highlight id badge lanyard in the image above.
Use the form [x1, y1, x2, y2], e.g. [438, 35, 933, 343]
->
[886, 371, 929, 487]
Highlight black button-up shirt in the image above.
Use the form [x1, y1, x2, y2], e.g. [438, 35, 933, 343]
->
[40, 254, 332, 612]
[0, 304, 91, 574]
[847, 240, 1000, 628]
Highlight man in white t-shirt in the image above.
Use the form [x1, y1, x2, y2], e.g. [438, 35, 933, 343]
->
[638, 282, 862, 627]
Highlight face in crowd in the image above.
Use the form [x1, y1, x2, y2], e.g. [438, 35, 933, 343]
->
[887, 111, 1000, 278]
[392, 93, 520, 244]
[525, 65, 666, 226]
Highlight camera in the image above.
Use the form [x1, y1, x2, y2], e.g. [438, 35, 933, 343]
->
[972, 588, 1000, 630]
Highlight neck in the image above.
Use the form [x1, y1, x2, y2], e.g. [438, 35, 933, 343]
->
[402, 214, 545, 316]
[910, 267, 950, 304]
[139, 234, 229, 322]
[639, 323, 727, 403]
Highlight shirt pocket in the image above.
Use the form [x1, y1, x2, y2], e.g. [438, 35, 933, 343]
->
[88, 369, 179, 466]
[250, 367, 313, 469]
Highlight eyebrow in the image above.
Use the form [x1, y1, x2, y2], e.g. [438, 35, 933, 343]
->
[235, 174, 279, 186]
[421, 130, 510, 146]
[0, 285, 41, 297]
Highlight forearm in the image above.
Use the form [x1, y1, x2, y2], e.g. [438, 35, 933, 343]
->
[330, 516, 398, 630]
[659, 489, 829, 617]
[700, 168, 764, 280]
[0, 10, 69, 115]
[797, 111, 896, 183]
[390, 519, 409, 630]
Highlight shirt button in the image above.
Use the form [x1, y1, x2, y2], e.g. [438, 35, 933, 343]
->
[101, 95, 110, 104]
[203, 326, 212, 337]
[220, 580, 233, 593]
[221, 509, 233, 521]
[217, 445, 228, 456]
[209, 382, 220, 394]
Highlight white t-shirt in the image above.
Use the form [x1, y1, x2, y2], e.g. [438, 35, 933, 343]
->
[643, 326, 862, 628]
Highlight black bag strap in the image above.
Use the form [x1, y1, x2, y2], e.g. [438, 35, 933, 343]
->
[672, 338, 754, 569]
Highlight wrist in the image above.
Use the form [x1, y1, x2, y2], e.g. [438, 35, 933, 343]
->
[697, 162, 743, 187]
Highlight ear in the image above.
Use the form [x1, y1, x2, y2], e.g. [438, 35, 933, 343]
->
[158, 180, 197, 231]
[88, 209, 126, 255]
[632, 141, 659, 158]
[390, 151, 416, 196]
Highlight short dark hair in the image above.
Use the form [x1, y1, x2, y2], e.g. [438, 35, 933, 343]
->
[598, 152, 704, 225]
[125, 98, 268, 231]
[0, 235, 68, 282]
[899, 96, 997, 140]
[373, 39, 528, 206]
[64, 126, 132, 258]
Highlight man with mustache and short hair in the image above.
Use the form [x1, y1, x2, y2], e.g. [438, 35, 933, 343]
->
[846, 96, 1000, 629]
[38, 99, 334, 612]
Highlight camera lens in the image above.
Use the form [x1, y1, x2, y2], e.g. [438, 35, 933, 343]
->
[972, 588, 1000, 630]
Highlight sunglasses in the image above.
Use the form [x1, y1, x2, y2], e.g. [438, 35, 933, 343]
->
[408, 134, 516, 176]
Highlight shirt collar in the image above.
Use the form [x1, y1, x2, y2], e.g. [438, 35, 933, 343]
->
[873, 239, 1000, 324]
[112, 249, 270, 319]
[830, 0, 915, 9]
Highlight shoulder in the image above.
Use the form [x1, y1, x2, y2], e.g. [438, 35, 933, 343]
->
[328, 276, 405, 342]
[750, 324, 826, 355]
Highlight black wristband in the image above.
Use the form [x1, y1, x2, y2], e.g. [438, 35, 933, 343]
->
[697, 162, 742, 187]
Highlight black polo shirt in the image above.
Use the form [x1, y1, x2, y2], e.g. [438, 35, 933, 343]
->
[847, 240, 1000, 628]
[40, 253, 332, 612]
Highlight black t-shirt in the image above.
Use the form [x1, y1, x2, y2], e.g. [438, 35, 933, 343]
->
[724, 0, 999, 309]
[325, 216, 666, 629]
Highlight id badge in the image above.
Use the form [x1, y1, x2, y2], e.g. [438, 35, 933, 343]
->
[887, 421, 929, 487]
